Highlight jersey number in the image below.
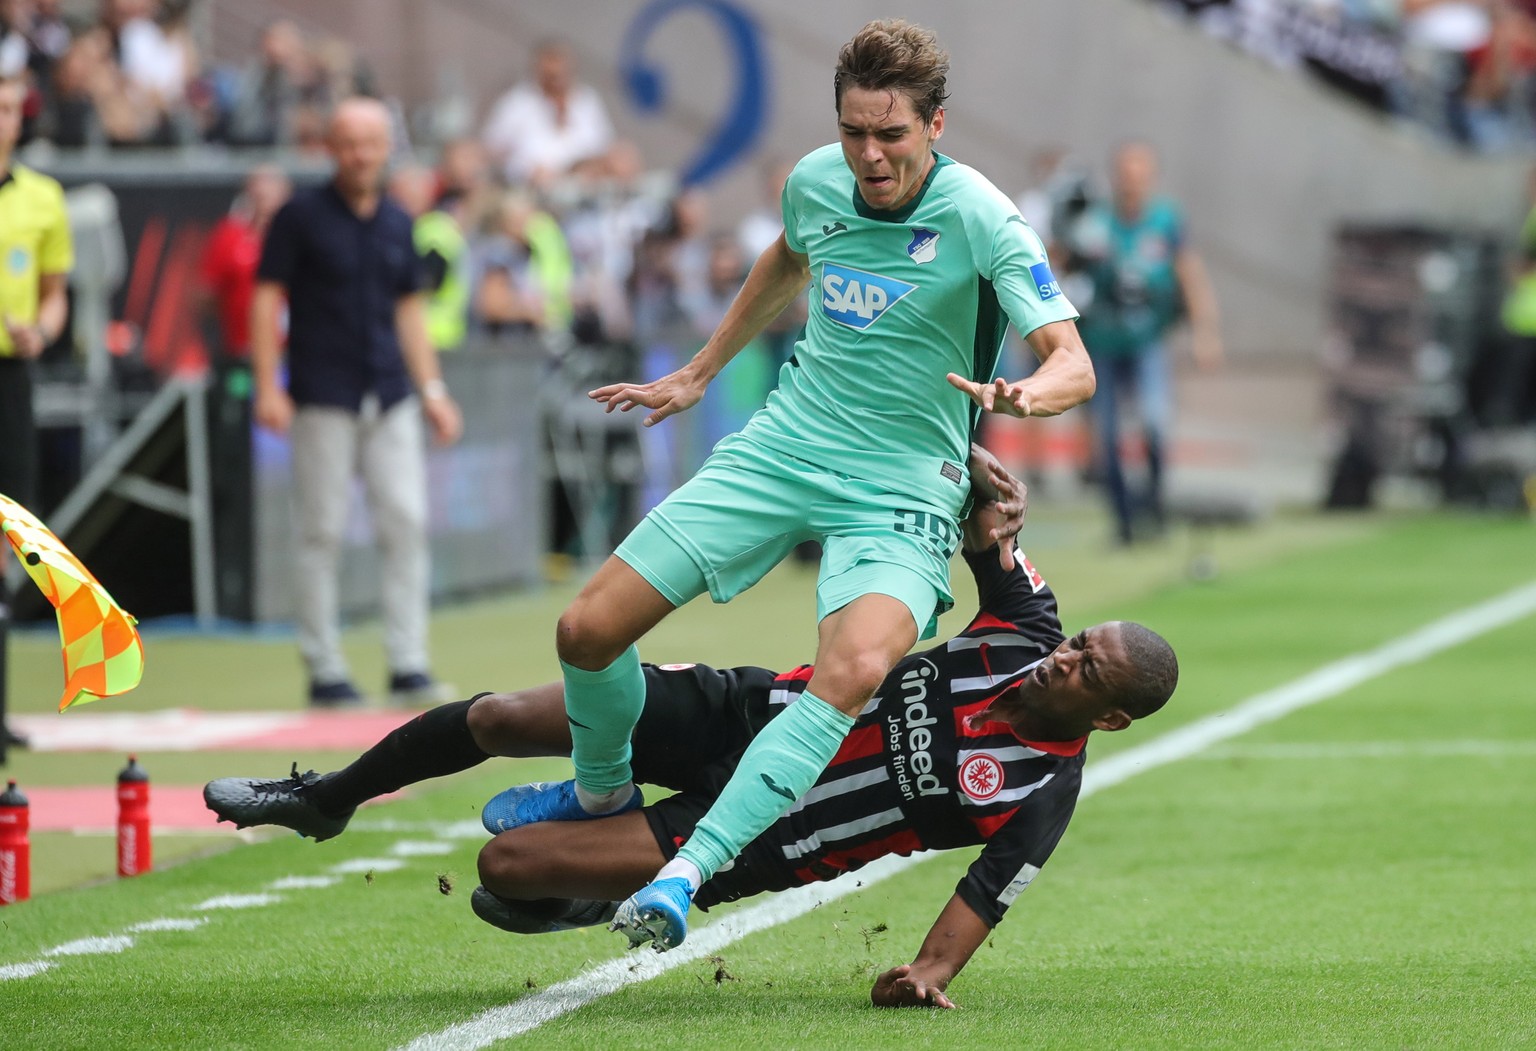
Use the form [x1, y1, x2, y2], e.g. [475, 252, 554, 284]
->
[894, 510, 957, 556]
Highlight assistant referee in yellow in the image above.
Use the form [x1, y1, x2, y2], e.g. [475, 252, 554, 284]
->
[0, 76, 74, 752]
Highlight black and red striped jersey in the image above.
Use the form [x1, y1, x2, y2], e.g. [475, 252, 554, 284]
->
[744, 545, 1082, 927]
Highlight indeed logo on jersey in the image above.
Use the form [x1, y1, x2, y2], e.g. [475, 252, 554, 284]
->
[821, 263, 917, 330]
[1029, 261, 1062, 301]
[887, 660, 947, 801]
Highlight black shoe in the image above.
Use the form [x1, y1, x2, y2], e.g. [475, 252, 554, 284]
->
[387, 671, 457, 708]
[308, 680, 366, 709]
[470, 885, 617, 934]
[0, 725, 28, 749]
[203, 763, 355, 841]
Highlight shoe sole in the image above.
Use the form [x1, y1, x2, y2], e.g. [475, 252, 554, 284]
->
[612, 904, 685, 951]
[202, 781, 351, 842]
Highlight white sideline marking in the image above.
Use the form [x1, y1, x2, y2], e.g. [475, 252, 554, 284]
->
[12, 708, 296, 752]
[397, 856, 914, 1051]
[127, 918, 208, 933]
[270, 875, 342, 890]
[1202, 740, 1536, 760]
[330, 857, 406, 875]
[390, 840, 456, 857]
[44, 935, 134, 957]
[397, 578, 1536, 1051]
[0, 961, 54, 981]
[194, 893, 282, 910]
[1077, 579, 1536, 795]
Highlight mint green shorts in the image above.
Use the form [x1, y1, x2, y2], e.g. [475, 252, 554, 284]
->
[614, 434, 957, 639]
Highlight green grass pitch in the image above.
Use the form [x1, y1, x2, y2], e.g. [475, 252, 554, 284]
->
[1, 509, 1533, 1049]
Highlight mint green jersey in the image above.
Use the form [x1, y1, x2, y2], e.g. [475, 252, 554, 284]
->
[738, 144, 1078, 517]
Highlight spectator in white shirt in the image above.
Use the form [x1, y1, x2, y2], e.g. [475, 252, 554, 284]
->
[482, 39, 613, 189]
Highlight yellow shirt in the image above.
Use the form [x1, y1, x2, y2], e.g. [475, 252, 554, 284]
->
[0, 164, 73, 357]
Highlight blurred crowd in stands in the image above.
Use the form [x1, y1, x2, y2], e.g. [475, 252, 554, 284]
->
[194, 31, 795, 401]
[7, 1, 1536, 155]
[1156, 0, 1536, 150]
[0, 0, 382, 149]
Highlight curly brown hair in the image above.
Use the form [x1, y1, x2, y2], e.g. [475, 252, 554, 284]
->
[833, 19, 950, 124]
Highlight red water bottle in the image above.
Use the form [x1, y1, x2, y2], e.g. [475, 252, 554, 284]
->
[0, 779, 29, 904]
[117, 756, 151, 877]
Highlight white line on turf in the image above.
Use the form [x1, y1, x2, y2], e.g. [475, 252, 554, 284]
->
[397, 578, 1536, 1051]
[43, 936, 135, 957]
[397, 856, 915, 1051]
[1201, 740, 1536, 760]
[0, 961, 54, 981]
[193, 893, 283, 910]
[126, 918, 208, 933]
[389, 840, 456, 857]
[330, 857, 407, 874]
[269, 875, 343, 890]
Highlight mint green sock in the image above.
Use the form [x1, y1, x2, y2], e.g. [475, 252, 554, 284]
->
[676, 689, 855, 881]
[561, 646, 644, 795]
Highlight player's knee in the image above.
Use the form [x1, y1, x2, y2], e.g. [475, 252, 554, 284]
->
[554, 602, 623, 669]
[466, 693, 517, 754]
[814, 652, 892, 714]
[477, 832, 544, 896]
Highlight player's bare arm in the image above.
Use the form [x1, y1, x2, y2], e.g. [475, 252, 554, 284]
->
[395, 292, 464, 446]
[871, 892, 991, 1009]
[946, 318, 1096, 419]
[1173, 246, 1224, 370]
[4, 272, 66, 359]
[589, 233, 810, 427]
[249, 280, 294, 433]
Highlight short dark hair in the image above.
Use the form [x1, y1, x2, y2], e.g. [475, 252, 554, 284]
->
[833, 20, 950, 124]
[1115, 622, 1178, 720]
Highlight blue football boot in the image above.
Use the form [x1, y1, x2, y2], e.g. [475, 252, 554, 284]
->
[481, 779, 642, 834]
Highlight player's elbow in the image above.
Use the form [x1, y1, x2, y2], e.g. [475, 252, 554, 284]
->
[554, 600, 628, 670]
[1078, 355, 1097, 402]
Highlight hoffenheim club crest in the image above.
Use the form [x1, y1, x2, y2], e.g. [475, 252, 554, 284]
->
[907, 228, 940, 264]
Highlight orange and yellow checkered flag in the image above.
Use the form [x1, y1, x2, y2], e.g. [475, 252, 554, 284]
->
[1, 492, 144, 711]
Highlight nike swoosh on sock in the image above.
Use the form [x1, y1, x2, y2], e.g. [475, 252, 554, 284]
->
[760, 773, 796, 801]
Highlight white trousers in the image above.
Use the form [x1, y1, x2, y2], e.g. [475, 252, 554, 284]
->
[290, 397, 430, 684]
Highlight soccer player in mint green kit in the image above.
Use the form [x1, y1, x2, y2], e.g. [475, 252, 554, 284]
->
[491, 19, 1098, 951]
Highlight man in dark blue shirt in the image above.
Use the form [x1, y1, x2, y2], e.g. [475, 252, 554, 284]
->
[251, 96, 463, 707]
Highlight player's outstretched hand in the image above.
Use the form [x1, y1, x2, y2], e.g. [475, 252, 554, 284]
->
[871, 964, 957, 1009]
[947, 373, 1032, 419]
[589, 365, 709, 428]
[966, 444, 1028, 571]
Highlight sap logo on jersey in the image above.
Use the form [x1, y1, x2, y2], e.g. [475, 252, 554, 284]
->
[821, 263, 917, 330]
[1029, 260, 1062, 301]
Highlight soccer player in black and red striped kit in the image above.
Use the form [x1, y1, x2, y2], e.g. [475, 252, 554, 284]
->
[205, 447, 1177, 1008]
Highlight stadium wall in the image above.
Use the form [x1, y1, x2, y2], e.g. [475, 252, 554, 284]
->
[209, 0, 1529, 362]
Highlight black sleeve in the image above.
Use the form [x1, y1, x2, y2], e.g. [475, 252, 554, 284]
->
[420, 248, 449, 292]
[256, 199, 302, 286]
[962, 544, 1065, 643]
[955, 760, 1080, 928]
